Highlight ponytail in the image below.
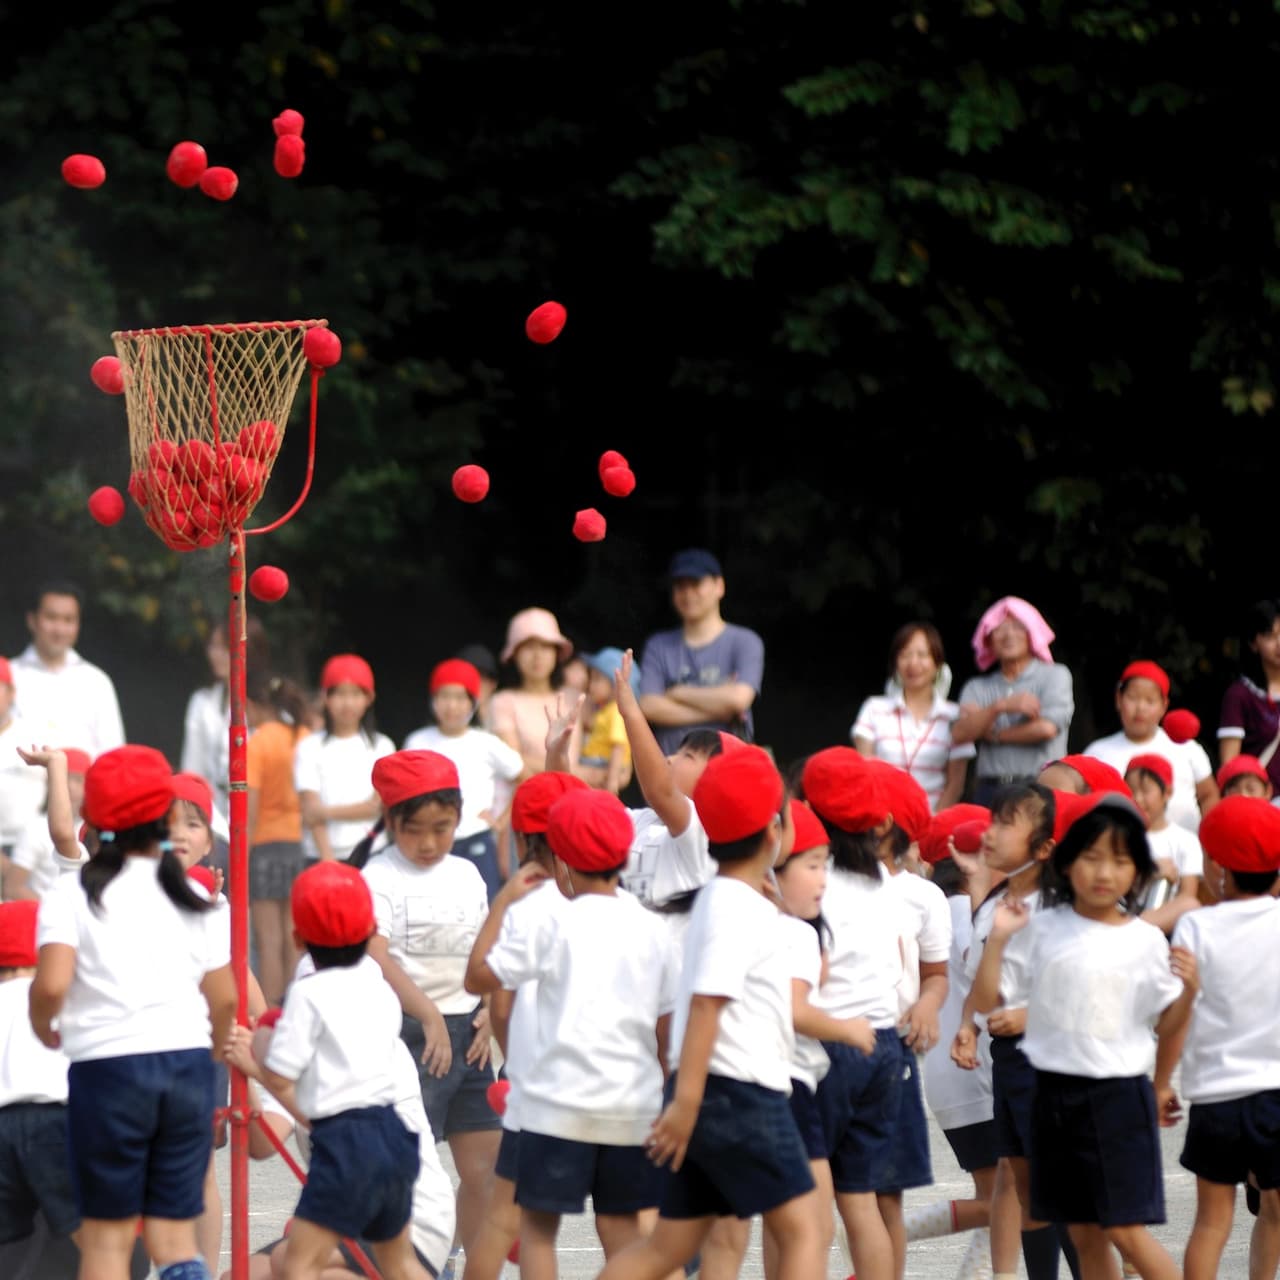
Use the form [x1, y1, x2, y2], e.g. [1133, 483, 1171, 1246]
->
[81, 819, 213, 915]
[346, 817, 386, 870]
[246, 670, 312, 739]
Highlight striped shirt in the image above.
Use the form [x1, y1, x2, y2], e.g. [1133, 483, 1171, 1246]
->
[851, 691, 974, 812]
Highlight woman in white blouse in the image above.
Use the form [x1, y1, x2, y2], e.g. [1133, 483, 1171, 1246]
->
[852, 622, 975, 813]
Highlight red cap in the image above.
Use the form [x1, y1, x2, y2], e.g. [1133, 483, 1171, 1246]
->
[292, 861, 375, 947]
[1199, 796, 1280, 873]
[172, 772, 214, 823]
[320, 653, 375, 695]
[186, 865, 217, 895]
[1052, 789, 1100, 844]
[919, 804, 991, 865]
[1125, 753, 1173, 792]
[372, 751, 460, 808]
[1119, 660, 1170, 699]
[1054, 755, 1132, 797]
[717, 732, 748, 756]
[866, 759, 932, 843]
[546, 789, 634, 872]
[802, 747, 886, 834]
[0, 656, 10, 686]
[511, 772, 589, 835]
[430, 659, 481, 701]
[693, 745, 783, 843]
[0, 900, 39, 967]
[1162, 709, 1201, 744]
[82, 746, 175, 834]
[788, 800, 829, 857]
[1217, 754, 1271, 793]
[62, 749, 91, 777]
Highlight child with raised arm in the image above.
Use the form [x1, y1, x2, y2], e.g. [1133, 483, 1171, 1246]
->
[466, 787, 676, 1280]
[597, 746, 824, 1280]
[1159, 796, 1280, 1280]
[7, 747, 91, 899]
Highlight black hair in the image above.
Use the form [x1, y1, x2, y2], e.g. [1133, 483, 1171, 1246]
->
[675, 728, 725, 758]
[708, 826, 771, 865]
[171, 796, 214, 835]
[990, 781, 1056, 854]
[246, 671, 311, 740]
[81, 817, 213, 914]
[564, 861, 626, 880]
[802, 912, 835, 952]
[1242, 599, 1280, 682]
[387, 789, 463, 825]
[654, 888, 699, 916]
[306, 938, 369, 969]
[929, 857, 966, 897]
[1228, 868, 1280, 895]
[1049, 799, 1155, 913]
[31, 580, 83, 613]
[323, 698, 380, 747]
[822, 823, 882, 881]
[517, 830, 554, 867]
[1126, 766, 1169, 796]
[346, 820, 384, 870]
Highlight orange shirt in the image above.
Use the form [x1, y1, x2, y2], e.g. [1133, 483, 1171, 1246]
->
[246, 721, 309, 845]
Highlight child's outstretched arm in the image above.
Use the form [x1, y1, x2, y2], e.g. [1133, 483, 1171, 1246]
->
[16, 746, 81, 861]
[969, 897, 1028, 1015]
[544, 691, 585, 775]
[647, 994, 727, 1172]
[615, 650, 693, 836]
[366, 934, 454, 1078]
[1154, 945, 1199, 1125]
[464, 862, 550, 995]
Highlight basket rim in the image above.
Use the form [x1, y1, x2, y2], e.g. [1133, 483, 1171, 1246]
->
[111, 319, 329, 340]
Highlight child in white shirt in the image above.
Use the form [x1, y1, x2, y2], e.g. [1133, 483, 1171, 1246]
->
[6, 748, 90, 900]
[1123, 753, 1202, 933]
[0, 658, 45, 861]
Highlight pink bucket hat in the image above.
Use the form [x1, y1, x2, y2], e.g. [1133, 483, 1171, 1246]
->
[500, 607, 573, 664]
[971, 596, 1056, 672]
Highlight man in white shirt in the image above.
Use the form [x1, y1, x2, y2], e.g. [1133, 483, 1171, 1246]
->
[10, 584, 124, 758]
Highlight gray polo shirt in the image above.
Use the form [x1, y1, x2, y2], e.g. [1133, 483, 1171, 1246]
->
[958, 659, 1074, 779]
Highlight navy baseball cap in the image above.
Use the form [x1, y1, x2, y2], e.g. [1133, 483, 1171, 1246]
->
[668, 548, 722, 581]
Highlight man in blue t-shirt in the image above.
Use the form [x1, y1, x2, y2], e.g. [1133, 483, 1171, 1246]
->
[637, 549, 765, 755]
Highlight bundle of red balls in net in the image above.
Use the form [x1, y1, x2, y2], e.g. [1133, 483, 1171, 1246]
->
[112, 319, 336, 551]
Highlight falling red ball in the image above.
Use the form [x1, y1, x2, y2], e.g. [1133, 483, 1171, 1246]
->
[272, 108, 306, 137]
[485, 1079, 511, 1116]
[525, 301, 567, 345]
[1162, 709, 1201, 744]
[249, 565, 290, 603]
[61, 154, 106, 189]
[166, 141, 208, 188]
[273, 135, 306, 179]
[90, 356, 124, 395]
[573, 508, 606, 543]
[597, 449, 628, 481]
[602, 466, 636, 498]
[199, 166, 239, 201]
[452, 465, 490, 504]
[303, 327, 342, 369]
[88, 486, 126, 526]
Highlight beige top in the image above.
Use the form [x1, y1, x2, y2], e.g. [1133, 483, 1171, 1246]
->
[487, 688, 582, 775]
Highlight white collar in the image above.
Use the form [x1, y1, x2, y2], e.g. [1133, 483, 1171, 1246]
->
[16, 643, 84, 672]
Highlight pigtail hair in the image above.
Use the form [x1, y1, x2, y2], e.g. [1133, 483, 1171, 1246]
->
[346, 818, 385, 870]
[81, 819, 211, 914]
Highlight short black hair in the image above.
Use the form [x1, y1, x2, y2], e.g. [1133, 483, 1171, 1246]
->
[1050, 797, 1155, 912]
[388, 789, 464, 823]
[32, 580, 83, 613]
[565, 862, 626, 880]
[823, 823, 882, 881]
[676, 729, 725, 758]
[1229, 868, 1279, 896]
[708, 827, 771, 865]
[306, 938, 370, 969]
[991, 781, 1056, 853]
[1126, 766, 1169, 796]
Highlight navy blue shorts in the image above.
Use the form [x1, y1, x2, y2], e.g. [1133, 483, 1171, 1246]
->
[451, 830, 502, 904]
[297, 1105, 419, 1241]
[877, 1044, 932, 1193]
[67, 1049, 213, 1220]
[495, 1128, 521, 1182]
[990, 1034, 1035, 1160]
[1181, 1091, 1280, 1189]
[515, 1130, 663, 1214]
[788, 1080, 826, 1161]
[0, 1103, 79, 1242]
[816, 1028, 903, 1194]
[942, 1119, 998, 1174]
[1030, 1072, 1165, 1227]
[400, 1011, 501, 1141]
[660, 1075, 814, 1221]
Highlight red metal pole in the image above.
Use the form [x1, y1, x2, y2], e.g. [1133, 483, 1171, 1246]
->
[228, 530, 251, 1280]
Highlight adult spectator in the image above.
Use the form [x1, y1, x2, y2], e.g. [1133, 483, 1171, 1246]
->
[851, 621, 974, 812]
[638, 548, 765, 755]
[951, 596, 1074, 806]
[9, 582, 124, 757]
[1217, 597, 1280, 794]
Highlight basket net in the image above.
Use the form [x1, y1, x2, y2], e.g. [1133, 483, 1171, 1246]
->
[111, 320, 327, 551]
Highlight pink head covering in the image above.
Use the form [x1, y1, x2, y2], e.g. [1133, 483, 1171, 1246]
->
[971, 596, 1056, 672]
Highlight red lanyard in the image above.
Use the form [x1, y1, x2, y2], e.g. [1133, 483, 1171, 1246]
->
[896, 708, 942, 772]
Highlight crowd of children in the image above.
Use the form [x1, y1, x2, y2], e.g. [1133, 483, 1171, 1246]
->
[3, 605, 1280, 1280]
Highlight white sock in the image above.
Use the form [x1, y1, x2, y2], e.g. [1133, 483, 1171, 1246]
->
[956, 1228, 993, 1280]
[905, 1198, 957, 1241]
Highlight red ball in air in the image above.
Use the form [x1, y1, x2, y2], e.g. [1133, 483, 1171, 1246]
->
[90, 356, 124, 395]
[249, 566, 290, 603]
[273, 109, 306, 138]
[274, 135, 305, 179]
[597, 449, 628, 481]
[62, 154, 106, 189]
[166, 141, 208, 188]
[452, 465, 490, 504]
[303, 327, 342, 369]
[573, 508, 606, 543]
[485, 1079, 511, 1116]
[525, 301, 567, 345]
[88, 486, 126, 526]
[602, 466, 636, 498]
[1162, 709, 1201, 744]
[199, 167, 239, 201]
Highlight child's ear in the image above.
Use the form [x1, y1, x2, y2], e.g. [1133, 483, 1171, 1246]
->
[1036, 837, 1056, 862]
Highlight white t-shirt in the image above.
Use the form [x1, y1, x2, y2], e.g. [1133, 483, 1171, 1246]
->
[36, 856, 230, 1062]
[11, 815, 89, 900]
[923, 896, 994, 1131]
[487, 889, 676, 1145]
[0, 715, 46, 849]
[884, 867, 952, 1022]
[1172, 898, 1280, 1103]
[1147, 823, 1204, 881]
[180, 684, 230, 820]
[0, 976, 69, 1106]
[1014, 906, 1182, 1078]
[814, 865, 903, 1029]
[670, 877, 794, 1094]
[400, 726, 522, 840]
[361, 846, 488, 1014]
[851, 691, 975, 812]
[973, 886, 1045, 1016]
[266, 955, 402, 1120]
[9, 645, 125, 759]
[293, 731, 396, 859]
[622, 806, 714, 909]
[1083, 728, 1212, 833]
[779, 915, 830, 1091]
